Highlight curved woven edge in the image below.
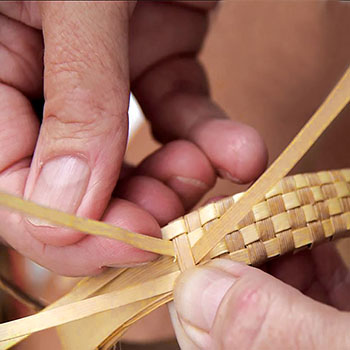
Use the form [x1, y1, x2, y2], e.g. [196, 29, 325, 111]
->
[94, 169, 350, 350]
[0, 67, 350, 349]
[0, 65, 349, 349]
[2, 169, 350, 350]
[57, 168, 350, 350]
[163, 168, 350, 267]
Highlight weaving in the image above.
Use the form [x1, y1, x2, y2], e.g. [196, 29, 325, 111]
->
[0, 65, 348, 349]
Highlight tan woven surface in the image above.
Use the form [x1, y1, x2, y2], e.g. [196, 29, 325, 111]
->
[0, 30, 347, 350]
[1, 169, 350, 350]
[95, 168, 350, 350]
[163, 169, 350, 268]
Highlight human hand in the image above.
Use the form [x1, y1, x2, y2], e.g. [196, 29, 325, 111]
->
[0, 1, 266, 276]
[172, 242, 350, 349]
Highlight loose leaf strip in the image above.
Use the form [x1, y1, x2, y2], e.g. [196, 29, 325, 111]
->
[99, 293, 173, 350]
[57, 256, 179, 349]
[59, 293, 174, 350]
[0, 271, 180, 341]
[192, 66, 350, 263]
[0, 274, 45, 311]
[0, 65, 350, 348]
[0, 192, 174, 256]
[0, 268, 128, 350]
[54, 268, 128, 304]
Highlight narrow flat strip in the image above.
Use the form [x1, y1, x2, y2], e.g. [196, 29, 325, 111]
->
[0, 268, 127, 350]
[0, 271, 180, 341]
[99, 293, 174, 350]
[0, 192, 174, 257]
[192, 66, 350, 262]
[0, 275, 44, 311]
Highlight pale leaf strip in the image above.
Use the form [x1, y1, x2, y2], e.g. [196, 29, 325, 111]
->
[0, 271, 180, 341]
[0, 268, 127, 350]
[0, 274, 45, 311]
[0, 192, 174, 256]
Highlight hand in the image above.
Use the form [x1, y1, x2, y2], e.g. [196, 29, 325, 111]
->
[172, 242, 350, 349]
[0, 1, 266, 276]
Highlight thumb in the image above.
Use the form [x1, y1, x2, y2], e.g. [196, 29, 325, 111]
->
[173, 259, 350, 350]
[24, 2, 132, 246]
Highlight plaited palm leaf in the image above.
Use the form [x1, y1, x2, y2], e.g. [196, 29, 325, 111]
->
[0, 66, 348, 350]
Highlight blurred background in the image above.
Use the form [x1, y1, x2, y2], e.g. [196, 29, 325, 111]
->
[2, 1, 350, 349]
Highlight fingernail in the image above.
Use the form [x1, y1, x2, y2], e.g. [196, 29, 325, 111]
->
[169, 176, 209, 190]
[167, 176, 210, 209]
[27, 156, 90, 227]
[217, 169, 242, 183]
[174, 266, 236, 333]
[178, 317, 212, 349]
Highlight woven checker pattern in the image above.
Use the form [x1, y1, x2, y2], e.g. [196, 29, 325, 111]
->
[162, 169, 350, 267]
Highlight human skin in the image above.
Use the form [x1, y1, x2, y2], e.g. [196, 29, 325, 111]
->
[170, 3, 350, 348]
[0, 1, 267, 276]
[173, 244, 350, 349]
[1, 1, 349, 349]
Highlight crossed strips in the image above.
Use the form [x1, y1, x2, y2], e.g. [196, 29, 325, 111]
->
[0, 66, 348, 347]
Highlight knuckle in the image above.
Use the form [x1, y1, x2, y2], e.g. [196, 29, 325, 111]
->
[43, 87, 127, 142]
[22, 2, 42, 28]
[44, 21, 123, 78]
[45, 32, 91, 77]
[218, 274, 305, 350]
[218, 277, 274, 349]
[46, 57, 88, 79]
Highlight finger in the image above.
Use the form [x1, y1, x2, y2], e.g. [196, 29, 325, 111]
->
[266, 251, 331, 304]
[173, 259, 350, 350]
[0, 84, 38, 243]
[0, 2, 41, 29]
[137, 140, 216, 210]
[129, 2, 208, 81]
[117, 140, 216, 225]
[266, 250, 315, 292]
[130, 2, 267, 183]
[133, 58, 267, 184]
[3, 198, 160, 276]
[116, 176, 185, 227]
[0, 84, 39, 194]
[168, 302, 199, 350]
[177, 1, 218, 11]
[0, 13, 43, 98]
[24, 2, 131, 246]
[0, 87, 160, 275]
[311, 242, 350, 310]
[134, 57, 267, 183]
[267, 242, 350, 309]
[42, 198, 161, 275]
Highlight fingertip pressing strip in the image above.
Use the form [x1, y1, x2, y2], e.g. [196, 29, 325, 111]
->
[0, 66, 348, 349]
